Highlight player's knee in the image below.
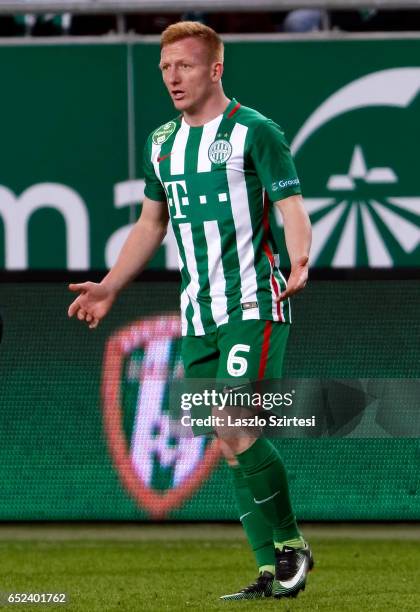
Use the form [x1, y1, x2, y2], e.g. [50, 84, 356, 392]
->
[224, 457, 239, 467]
[218, 434, 257, 458]
[218, 439, 237, 463]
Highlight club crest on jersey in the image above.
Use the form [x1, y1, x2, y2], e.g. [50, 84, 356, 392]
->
[152, 121, 176, 145]
[208, 139, 232, 164]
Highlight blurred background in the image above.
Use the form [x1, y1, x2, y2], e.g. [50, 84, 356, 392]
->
[1, 0, 420, 37]
[0, 0, 419, 523]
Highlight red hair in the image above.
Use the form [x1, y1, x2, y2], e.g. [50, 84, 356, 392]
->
[161, 21, 224, 63]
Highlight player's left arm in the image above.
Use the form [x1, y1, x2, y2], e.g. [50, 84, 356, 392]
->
[274, 194, 312, 302]
[249, 119, 312, 300]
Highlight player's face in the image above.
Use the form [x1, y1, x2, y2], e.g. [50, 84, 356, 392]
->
[159, 38, 220, 114]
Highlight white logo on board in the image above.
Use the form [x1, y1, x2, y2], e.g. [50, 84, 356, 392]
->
[282, 68, 420, 268]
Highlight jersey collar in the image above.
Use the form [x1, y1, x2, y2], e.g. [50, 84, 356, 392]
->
[224, 98, 241, 119]
[180, 98, 240, 130]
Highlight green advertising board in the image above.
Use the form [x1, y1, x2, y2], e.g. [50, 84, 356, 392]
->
[0, 37, 419, 271]
[0, 280, 419, 520]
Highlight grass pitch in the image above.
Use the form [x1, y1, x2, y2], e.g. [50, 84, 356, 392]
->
[0, 524, 419, 611]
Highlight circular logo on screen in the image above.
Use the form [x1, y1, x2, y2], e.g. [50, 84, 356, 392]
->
[208, 139, 232, 164]
[152, 121, 176, 145]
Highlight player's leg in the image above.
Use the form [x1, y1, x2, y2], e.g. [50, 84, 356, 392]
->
[217, 321, 299, 547]
[216, 320, 313, 599]
[216, 320, 282, 599]
[218, 439, 276, 600]
[233, 431, 313, 599]
[181, 331, 275, 597]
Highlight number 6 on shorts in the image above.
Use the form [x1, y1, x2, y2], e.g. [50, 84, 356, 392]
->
[227, 344, 250, 377]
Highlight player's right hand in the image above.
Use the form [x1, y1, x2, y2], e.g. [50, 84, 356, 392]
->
[67, 281, 116, 329]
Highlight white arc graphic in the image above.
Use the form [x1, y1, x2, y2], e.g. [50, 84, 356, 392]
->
[292, 68, 420, 155]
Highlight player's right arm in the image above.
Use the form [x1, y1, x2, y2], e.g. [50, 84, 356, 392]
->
[67, 197, 168, 329]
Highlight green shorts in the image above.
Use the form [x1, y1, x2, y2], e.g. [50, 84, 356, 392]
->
[182, 319, 290, 380]
[180, 320, 290, 435]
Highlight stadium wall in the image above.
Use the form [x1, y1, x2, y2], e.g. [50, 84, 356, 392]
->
[0, 35, 418, 270]
[0, 35, 419, 520]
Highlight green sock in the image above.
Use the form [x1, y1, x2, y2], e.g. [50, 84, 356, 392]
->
[236, 438, 300, 543]
[274, 536, 305, 551]
[230, 465, 275, 571]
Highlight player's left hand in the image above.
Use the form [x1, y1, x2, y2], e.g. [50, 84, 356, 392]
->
[276, 256, 309, 302]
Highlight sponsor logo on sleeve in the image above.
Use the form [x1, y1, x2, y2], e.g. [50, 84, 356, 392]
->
[271, 178, 300, 192]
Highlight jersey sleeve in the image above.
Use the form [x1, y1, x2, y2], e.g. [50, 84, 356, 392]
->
[250, 120, 302, 202]
[143, 137, 166, 202]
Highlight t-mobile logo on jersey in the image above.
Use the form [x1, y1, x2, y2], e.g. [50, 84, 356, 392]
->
[164, 180, 189, 219]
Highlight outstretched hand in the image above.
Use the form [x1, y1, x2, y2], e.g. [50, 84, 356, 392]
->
[68, 281, 116, 329]
[276, 257, 309, 302]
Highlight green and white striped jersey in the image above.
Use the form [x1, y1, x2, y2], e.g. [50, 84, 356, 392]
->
[143, 98, 301, 336]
